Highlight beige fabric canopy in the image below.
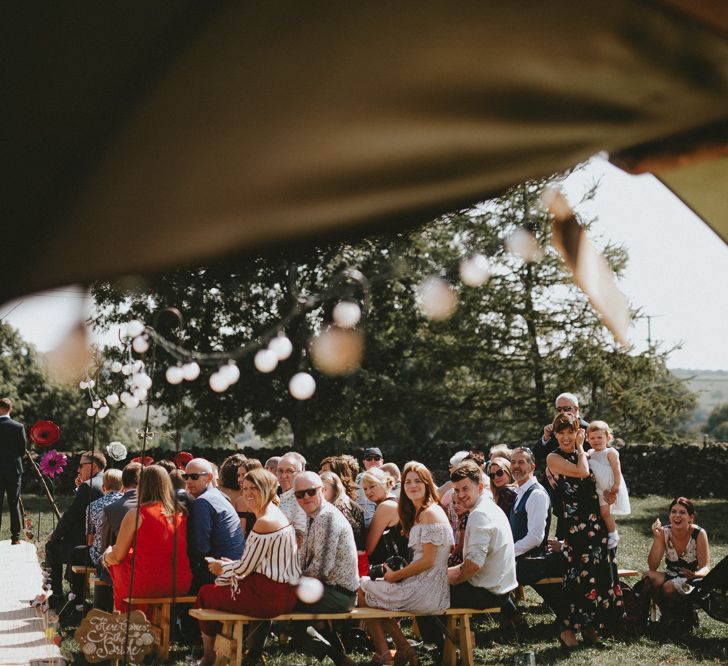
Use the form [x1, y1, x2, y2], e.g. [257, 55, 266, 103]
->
[3, 1, 727, 304]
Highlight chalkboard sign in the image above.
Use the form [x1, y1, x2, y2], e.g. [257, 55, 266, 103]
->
[74, 609, 156, 663]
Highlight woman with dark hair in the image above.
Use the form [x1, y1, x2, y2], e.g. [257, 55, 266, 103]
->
[359, 461, 453, 665]
[546, 412, 623, 649]
[103, 465, 192, 612]
[642, 497, 710, 630]
[197, 468, 300, 666]
[218, 454, 248, 504]
[487, 457, 517, 516]
[320, 455, 359, 501]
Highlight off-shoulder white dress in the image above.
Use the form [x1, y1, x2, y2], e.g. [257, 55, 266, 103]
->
[360, 522, 454, 614]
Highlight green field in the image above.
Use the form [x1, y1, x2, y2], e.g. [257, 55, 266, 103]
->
[4, 494, 727, 665]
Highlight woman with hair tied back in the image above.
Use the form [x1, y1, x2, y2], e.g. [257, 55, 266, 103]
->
[103, 465, 192, 612]
[320, 470, 365, 550]
[197, 468, 301, 666]
[546, 412, 623, 650]
[359, 462, 454, 666]
[359, 467, 406, 569]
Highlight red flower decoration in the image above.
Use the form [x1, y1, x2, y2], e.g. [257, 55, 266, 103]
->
[131, 455, 155, 467]
[30, 420, 61, 448]
[586, 589, 597, 601]
[174, 451, 193, 470]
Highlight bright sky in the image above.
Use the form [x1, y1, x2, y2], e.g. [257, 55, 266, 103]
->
[2, 157, 727, 370]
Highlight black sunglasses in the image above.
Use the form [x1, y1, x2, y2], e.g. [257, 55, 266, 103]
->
[294, 487, 320, 499]
[488, 469, 506, 480]
[181, 472, 209, 481]
[364, 455, 382, 461]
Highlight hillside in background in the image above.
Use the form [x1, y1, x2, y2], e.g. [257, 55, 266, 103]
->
[672, 368, 728, 433]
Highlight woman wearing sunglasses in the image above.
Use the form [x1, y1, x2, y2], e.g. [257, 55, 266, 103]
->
[488, 457, 517, 516]
[195, 468, 301, 666]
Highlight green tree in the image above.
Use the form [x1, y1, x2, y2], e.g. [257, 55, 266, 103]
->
[704, 403, 728, 441]
[90, 176, 696, 460]
[0, 322, 120, 452]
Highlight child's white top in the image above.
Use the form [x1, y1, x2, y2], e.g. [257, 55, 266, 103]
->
[588, 447, 631, 515]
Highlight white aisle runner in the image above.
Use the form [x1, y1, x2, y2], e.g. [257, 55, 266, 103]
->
[0, 540, 64, 665]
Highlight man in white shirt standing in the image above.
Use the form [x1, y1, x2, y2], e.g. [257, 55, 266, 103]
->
[447, 461, 519, 616]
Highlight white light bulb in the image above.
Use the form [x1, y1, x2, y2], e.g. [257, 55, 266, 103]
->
[132, 387, 148, 401]
[254, 349, 278, 373]
[79, 380, 88, 390]
[134, 372, 153, 390]
[268, 334, 293, 361]
[110, 361, 123, 373]
[121, 364, 132, 376]
[296, 576, 324, 604]
[310, 328, 364, 376]
[209, 372, 230, 393]
[182, 362, 201, 381]
[332, 301, 362, 329]
[98, 405, 110, 419]
[132, 335, 149, 353]
[289, 372, 316, 400]
[92, 399, 102, 409]
[132, 360, 144, 374]
[505, 228, 543, 263]
[126, 320, 145, 338]
[125, 396, 140, 409]
[165, 366, 184, 385]
[120, 391, 132, 405]
[459, 254, 491, 287]
[416, 277, 458, 321]
[106, 393, 119, 406]
[86, 407, 97, 417]
[87, 379, 95, 389]
[219, 362, 240, 385]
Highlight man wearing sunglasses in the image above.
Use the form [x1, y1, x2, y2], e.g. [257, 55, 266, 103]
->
[533, 393, 589, 539]
[356, 447, 384, 528]
[184, 458, 243, 592]
[293, 472, 358, 666]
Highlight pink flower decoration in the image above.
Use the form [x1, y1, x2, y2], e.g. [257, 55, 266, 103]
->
[39, 450, 68, 478]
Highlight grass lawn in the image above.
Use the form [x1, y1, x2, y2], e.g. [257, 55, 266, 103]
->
[5, 494, 727, 664]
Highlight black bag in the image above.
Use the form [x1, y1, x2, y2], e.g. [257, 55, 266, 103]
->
[368, 555, 409, 581]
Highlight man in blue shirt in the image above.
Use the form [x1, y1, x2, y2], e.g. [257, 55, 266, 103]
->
[184, 458, 244, 592]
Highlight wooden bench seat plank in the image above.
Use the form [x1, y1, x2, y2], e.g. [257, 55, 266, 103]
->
[188, 607, 499, 622]
[123, 595, 197, 604]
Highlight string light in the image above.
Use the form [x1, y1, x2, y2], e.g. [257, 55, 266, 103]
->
[416, 277, 458, 321]
[289, 372, 316, 400]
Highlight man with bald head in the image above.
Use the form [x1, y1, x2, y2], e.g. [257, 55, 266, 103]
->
[185, 458, 243, 591]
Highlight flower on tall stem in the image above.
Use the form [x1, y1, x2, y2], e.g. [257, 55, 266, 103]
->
[39, 450, 68, 478]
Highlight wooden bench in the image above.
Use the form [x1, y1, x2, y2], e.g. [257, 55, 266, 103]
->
[515, 567, 640, 601]
[71, 565, 109, 598]
[124, 595, 197, 659]
[189, 606, 499, 666]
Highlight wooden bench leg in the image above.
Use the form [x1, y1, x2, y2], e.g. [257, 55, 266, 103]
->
[442, 615, 458, 666]
[232, 621, 245, 666]
[159, 603, 172, 660]
[458, 613, 474, 666]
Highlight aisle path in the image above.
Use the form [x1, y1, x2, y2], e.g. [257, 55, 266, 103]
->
[0, 539, 64, 665]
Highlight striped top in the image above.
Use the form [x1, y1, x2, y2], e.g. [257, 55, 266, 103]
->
[215, 523, 300, 594]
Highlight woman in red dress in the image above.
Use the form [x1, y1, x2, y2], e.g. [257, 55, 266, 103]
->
[103, 465, 192, 611]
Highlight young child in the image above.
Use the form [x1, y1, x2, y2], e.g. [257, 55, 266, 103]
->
[587, 420, 630, 549]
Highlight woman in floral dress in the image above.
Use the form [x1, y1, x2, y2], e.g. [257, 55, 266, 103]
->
[547, 412, 624, 649]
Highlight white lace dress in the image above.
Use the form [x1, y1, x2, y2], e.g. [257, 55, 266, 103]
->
[360, 522, 454, 614]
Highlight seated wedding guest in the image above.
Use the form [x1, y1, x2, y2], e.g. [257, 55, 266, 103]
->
[264, 456, 281, 476]
[380, 463, 402, 497]
[321, 470, 365, 551]
[218, 454, 248, 504]
[294, 472, 359, 666]
[277, 454, 308, 543]
[103, 465, 192, 612]
[440, 451, 471, 533]
[360, 462, 453, 666]
[185, 458, 244, 591]
[197, 468, 300, 666]
[489, 444, 512, 462]
[446, 461, 518, 622]
[488, 457, 517, 516]
[642, 497, 710, 631]
[234, 458, 263, 537]
[447, 494, 469, 568]
[360, 468, 406, 567]
[45, 451, 105, 611]
[320, 455, 359, 501]
[357, 447, 385, 527]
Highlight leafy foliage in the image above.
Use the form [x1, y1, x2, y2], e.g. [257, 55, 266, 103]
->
[91, 177, 695, 457]
[704, 403, 728, 441]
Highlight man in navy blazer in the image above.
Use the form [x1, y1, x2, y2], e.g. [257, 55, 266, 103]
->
[0, 397, 26, 545]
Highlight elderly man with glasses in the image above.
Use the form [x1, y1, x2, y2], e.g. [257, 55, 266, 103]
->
[184, 458, 243, 592]
[293, 471, 358, 666]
